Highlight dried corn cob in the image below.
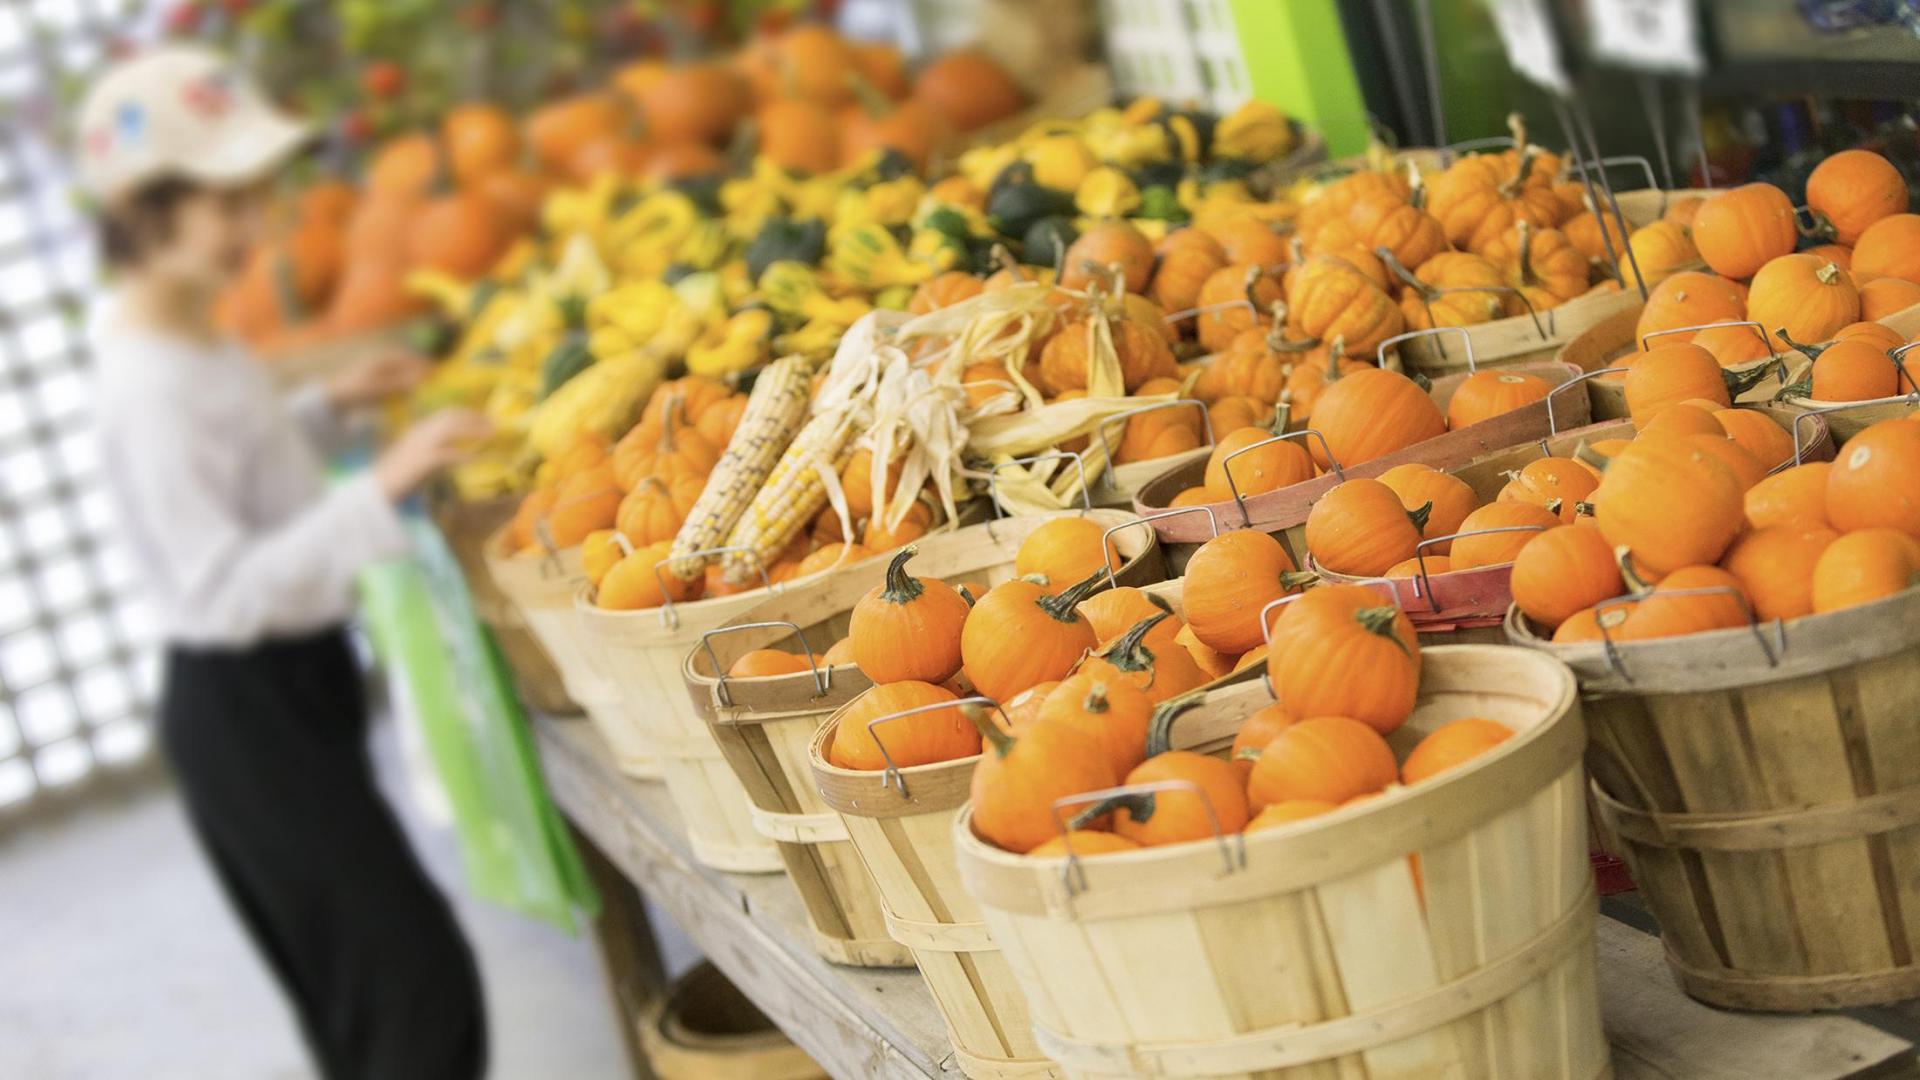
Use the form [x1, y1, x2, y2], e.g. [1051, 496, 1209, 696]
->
[665, 356, 812, 580]
[718, 405, 859, 585]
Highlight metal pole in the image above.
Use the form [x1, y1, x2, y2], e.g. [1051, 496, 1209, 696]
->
[1639, 74, 1677, 191]
[1682, 79, 1713, 189]
[1552, 97, 1628, 293]
[1573, 99, 1651, 301]
[1414, 0, 1448, 155]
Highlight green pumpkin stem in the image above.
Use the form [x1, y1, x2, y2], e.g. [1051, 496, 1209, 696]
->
[1069, 792, 1152, 831]
[1771, 327, 1826, 363]
[880, 545, 925, 604]
[1615, 544, 1655, 594]
[1039, 570, 1108, 622]
[1144, 694, 1205, 759]
[1375, 246, 1423, 292]
[1725, 357, 1786, 402]
[1407, 499, 1434, 532]
[957, 584, 979, 607]
[962, 703, 1015, 758]
[1082, 681, 1112, 715]
[1279, 569, 1321, 590]
[1099, 611, 1171, 673]
[1354, 605, 1413, 658]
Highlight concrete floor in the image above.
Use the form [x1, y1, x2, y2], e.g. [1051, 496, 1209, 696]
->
[0, 718, 653, 1080]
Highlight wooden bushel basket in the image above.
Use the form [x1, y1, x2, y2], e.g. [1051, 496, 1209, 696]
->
[639, 961, 826, 1080]
[431, 491, 578, 715]
[1397, 286, 1640, 379]
[683, 511, 1165, 966]
[954, 646, 1604, 1080]
[1505, 583, 1920, 1011]
[1302, 404, 1836, 649]
[808, 707, 1063, 1080]
[484, 526, 655, 776]
[1132, 354, 1592, 557]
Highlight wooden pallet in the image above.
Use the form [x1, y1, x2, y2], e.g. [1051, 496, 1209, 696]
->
[533, 716, 1920, 1080]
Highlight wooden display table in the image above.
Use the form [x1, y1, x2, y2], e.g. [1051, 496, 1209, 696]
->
[533, 715, 1920, 1080]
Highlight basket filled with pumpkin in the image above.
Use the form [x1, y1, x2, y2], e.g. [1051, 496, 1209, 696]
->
[683, 512, 1164, 966]
[1500, 406, 1920, 1011]
[1130, 324, 1592, 555]
[1286, 118, 1646, 380]
[942, 580, 1602, 1079]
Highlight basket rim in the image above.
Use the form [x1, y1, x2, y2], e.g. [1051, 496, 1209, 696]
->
[951, 644, 1583, 920]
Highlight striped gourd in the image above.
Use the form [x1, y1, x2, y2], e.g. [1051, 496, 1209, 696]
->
[664, 356, 812, 580]
[718, 406, 859, 585]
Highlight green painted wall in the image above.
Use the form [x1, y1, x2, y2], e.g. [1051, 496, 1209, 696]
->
[1229, 0, 1371, 157]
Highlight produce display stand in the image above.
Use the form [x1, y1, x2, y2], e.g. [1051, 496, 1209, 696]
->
[533, 712, 1920, 1080]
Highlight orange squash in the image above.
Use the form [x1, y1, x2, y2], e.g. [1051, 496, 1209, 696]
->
[1445, 370, 1552, 430]
[1194, 264, 1284, 353]
[1635, 271, 1749, 345]
[1378, 463, 1477, 552]
[1308, 368, 1448, 469]
[1744, 462, 1832, 531]
[1692, 183, 1798, 279]
[1510, 525, 1624, 629]
[912, 50, 1025, 132]
[1828, 418, 1920, 537]
[1852, 214, 1920, 285]
[830, 681, 978, 771]
[1244, 716, 1398, 810]
[960, 575, 1103, 703]
[1401, 719, 1512, 785]
[1202, 426, 1313, 500]
[1497, 456, 1599, 523]
[1721, 524, 1840, 622]
[1103, 699, 1251, 845]
[1305, 478, 1427, 577]
[1811, 528, 1920, 613]
[1595, 431, 1745, 576]
[1807, 149, 1909, 245]
[968, 709, 1117, 854]
[1077, 612, 1210, 704]
[1808, 337, 1901, 402]
[1266, 585, 1421, 734]
[756, 98, 840, 175]
[729, 650, 813, 678]
[1859, 276, 1920, 321]
[1746, 253, 1860, 347]
[1449, 503, 1561, 570]
[1060, 221, 1156, 294]
[1181, 530, 1312, 654]
[1014, 517, 1122, 595]
[849, 547, 971, 683]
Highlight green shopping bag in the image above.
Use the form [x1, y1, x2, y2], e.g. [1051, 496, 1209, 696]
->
[360, 515, 598, 931]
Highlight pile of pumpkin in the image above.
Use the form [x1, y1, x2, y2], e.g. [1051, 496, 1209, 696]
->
[1493, 374, 1920, 642]
[219, 22, 1032, 360]
[1622, 148, 1920, 396]
[773, 527, 1514, 857]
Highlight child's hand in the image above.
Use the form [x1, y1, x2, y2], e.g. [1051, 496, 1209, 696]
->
[329, 351, 430, 410]
[374, 409, 493, 500]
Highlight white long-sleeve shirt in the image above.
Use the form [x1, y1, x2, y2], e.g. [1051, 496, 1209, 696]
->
[90, 296, 410, 648]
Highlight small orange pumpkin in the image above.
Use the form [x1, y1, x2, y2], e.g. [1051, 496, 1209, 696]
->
[1445, 370, 1552, 430]
[830, 681, 978, 772]
[1449, 503, 1562, 570]
[1181, 530, 1312, 654]
[1266, 585, 1421, 734]
[1014, 517, 1122, 595]
[1510, 525, 1624, 629]
[1806, 149, 1909, 245]
[1305, 478, 1428, 577]
[1811, 528, 1920, 613]
[1401, 719, 1512, 785]
[850, 546, 972, 683]
[1827, 418, 1920, 537]
[1244, 716, 1398, 810]
[1692, 183, 1798, 279]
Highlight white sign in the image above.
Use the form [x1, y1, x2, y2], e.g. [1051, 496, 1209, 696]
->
[1486, 0, 1573, 96]
[1587, 0, 1706, 74]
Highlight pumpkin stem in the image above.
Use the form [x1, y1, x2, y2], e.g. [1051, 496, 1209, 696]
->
[656, 393, 685, 453]
[958, 583, 979, 607]
[1039, 571, 1108, 623]
[879, 545, 925, 604]
[1771, 327, 1826, 363]
[1145, 592, 1175, 615]
[845, 72, 892, 118]
[1573, 500, 1596, 518]
[1233, 746, 1263, 763]
[1279, 570, 1321, 590]
[1406, 160, 1426, 211]
[1323, 335, 1348, 383]
[1144, 694, 1205, 758]
[1406, 500, 1433, 532]
[1615, 544, 1655, 594]
[1082, 680, 1112, 715]
[1099, 611, 1172, 674]
[1545, 497, 1564, 516]
[1498, 143, 1539, 198]
[1515, 219, 1542, 288]
[990, 243, 1024, 279]
[1069, 793, 1152, 831]
[1798, 207, 1838, 242]
[1813, 261, 1843, 286]
[1353, 605, 1412, 657]
[961, 702, 1015, 758]
[1724, 357, 1785, 401]
[1374, 246, 1426, 296]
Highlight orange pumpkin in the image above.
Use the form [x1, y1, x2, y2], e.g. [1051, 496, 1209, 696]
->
[1859, 276, 1920, 321]
[1208, 217, 1291, 267]
[1510, 525, 1624, 629]
[1014, 517, 1122, 595]
[1498, 456, 1599, 523]
[1181, 530, 1311, 654]
[1401, 718, 1512, 785]
[1424, 147, 1562, 254]
[1035, 672, 1157, 778]
[849, 547, 971, 683]
[1244, 716, 1398, 810]
[615, 474, 702, 545]
[1615, 565, 1753, 641]
[1445, 370, 1552, 430]
[1809, 337, 1901, 402]
[908, 271, 986, 315]
[597, 539, 700, 610]
[1076, 612, 1211, 704]
[1851, 214, 1920, 285]
[1194, 264, 1284, 353]
[1347, 197, 1447, 271]
[1026, 831, 1139, 858]
[756, 98, 840, 174]
[366, 133, 439, 199]
[729, 650, 813, 678]
[1806, 149, 1909, 245]
[1721, 524, 1840, 622]
[1378, 463, 1478, 552]
[1623, 343, 1736, 424]
[771, 24, 858, 107]
[1811, 528, 1920, 613]
[407, 190, 507, 279]
[829, 681, 978, 771]
[1308, 368, 1448, 469]
[1305, 478, 1427, 577]
[1745, 462, 1832, 531]
[1692, 183, 1798, 279]
[1245, 799, 1339, 832]
[442, 103, 520, 186]
[1827, 418, 1920, 537]
[1625, 220, 1700, 286]
[960, 575, 1102, 703]
[1448, 503, 1561, 570]
[969, 709, 1118, 853]
[525, 94, 625, 177]
[1285, 256, 1404, 355]
[1202, 427, 1313, 500]
[1634, 270, 1749, 345]
[1077, 587, 1184, 653]
[1595, 431, 1745, 576]
[1106, 700, 1251, 845]
[633, 61, 747, 146]
[913, 50, 1025, 132]
[1151, 239, 1229, 320]
[1060, 221, 1156, 294]
[1746, 254, 1860, 347]
[1266, 585, 1421, 734]
[1396, 251, 1509, 330]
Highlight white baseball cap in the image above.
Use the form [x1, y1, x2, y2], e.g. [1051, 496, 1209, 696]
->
[75, 44, 312, 203]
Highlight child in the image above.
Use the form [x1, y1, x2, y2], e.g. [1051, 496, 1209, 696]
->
[78, 46, 489, 1079]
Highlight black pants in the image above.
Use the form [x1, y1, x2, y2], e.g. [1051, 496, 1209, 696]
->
[160, 628, 486, 1080]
